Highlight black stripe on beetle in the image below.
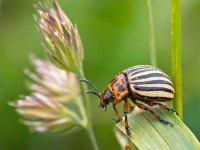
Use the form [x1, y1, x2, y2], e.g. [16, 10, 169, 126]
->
[133, 92, 172, 100]
[131, 73, 170, 81]
[130, 68, 156, 76]
[131, 80, 172, 86]
[134, 85, 173, 93]
[125, 66, 150, 75]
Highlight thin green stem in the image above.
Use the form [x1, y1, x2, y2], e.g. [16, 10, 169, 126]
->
[76, 96, 88, 128]
[77, 68, 99, 150]
[171, 0, 183, 119]
[146, 0, 157, 66]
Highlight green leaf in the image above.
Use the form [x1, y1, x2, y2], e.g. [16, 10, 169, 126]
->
[116, 107, 200, 150]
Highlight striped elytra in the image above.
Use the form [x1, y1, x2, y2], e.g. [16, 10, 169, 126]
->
[123, 65, 175, 101]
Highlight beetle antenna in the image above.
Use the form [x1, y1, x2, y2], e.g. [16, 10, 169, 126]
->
[80, 79, 100, 93]
[85, 90, 101, 99]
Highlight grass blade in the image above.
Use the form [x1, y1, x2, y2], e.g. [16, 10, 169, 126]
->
[146, 0, 157, 66]
[116, 107, 200, 150]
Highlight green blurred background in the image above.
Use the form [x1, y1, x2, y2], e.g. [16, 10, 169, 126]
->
[0, 0, 200, 149]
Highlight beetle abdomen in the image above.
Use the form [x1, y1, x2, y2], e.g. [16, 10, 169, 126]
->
[123, 65, 175, 101]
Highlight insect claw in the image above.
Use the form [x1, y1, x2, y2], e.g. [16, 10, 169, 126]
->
[158, 116, 173, 127]
[166, 107, 178, 116]
[126, 129, 131, 137]
[172, 109, 178, 116]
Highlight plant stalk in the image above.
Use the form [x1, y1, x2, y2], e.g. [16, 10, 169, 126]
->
[171, 0, 183, 119]
[76, 96, 88, 128]
[77, 68, 99, 150]
[146, 0, 157, 66]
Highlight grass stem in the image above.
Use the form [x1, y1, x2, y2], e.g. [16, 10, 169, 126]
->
[171, 0, 183, 119]
[146, 0, 157, 66]
[78, 68, 99, 150]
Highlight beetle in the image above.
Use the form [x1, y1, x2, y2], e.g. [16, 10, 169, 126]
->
[80, 65, 178, 136]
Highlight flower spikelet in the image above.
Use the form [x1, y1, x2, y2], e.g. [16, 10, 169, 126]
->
[11, 94, 75, 132]
[36, 0, 84, 73]
[10, 57, 86, 133]
[25, 57, 79, 103]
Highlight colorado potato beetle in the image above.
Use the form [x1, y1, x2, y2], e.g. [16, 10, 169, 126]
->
[81, 65, 177, 136]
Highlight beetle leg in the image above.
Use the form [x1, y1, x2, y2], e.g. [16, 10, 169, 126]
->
[112, 104, 122, 123]
[135, 101, 173, 127]
[124, 100, 131, 137]
[146, 101, 178, 115]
